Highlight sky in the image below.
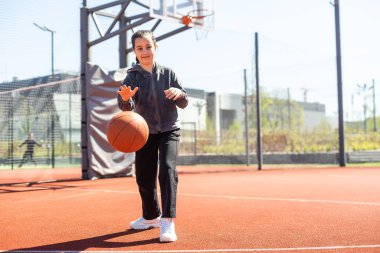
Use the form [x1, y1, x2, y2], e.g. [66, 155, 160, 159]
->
[0, 0, 379, 119]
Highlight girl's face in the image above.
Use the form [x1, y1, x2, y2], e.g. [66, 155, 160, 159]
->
[133, 36, 156, 66]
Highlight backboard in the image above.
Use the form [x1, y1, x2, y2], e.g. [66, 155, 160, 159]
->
[149, 0, 215, 31]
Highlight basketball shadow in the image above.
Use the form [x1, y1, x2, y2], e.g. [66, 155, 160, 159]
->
[4, 229, 159, 252]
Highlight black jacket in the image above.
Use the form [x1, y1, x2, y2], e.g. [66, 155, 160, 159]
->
[118, 62, 188, 134]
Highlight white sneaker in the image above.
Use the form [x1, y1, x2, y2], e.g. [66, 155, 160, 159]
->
[160, 218, 177, 242]
[130, 217, 160, 230]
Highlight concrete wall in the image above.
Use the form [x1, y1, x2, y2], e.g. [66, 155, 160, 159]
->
[178, 151, 380, 165]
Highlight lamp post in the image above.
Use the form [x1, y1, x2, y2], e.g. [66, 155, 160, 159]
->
[33, 23, 55, 76]
[332, 0, 346, 166]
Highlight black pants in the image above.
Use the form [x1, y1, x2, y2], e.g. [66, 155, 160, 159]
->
[135, 129, 180, 219]
[19, 151, 36, 167]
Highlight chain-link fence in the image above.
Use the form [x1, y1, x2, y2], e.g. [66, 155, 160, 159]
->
[1, 75, 379, 170]
[0, 77, 81, 169]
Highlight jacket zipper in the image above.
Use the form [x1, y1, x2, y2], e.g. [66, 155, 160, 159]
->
[151, 72, 161, 132]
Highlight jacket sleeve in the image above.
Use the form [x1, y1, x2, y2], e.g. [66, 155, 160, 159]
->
[170, 70, 189, 109]
[117, 73, 135, 111]
[19, 141, 26, 148]
[34, 140, 42, 147]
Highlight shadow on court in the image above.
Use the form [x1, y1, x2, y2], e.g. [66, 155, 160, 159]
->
[0, 181, 80, 194]
[4, 230, 158, 252]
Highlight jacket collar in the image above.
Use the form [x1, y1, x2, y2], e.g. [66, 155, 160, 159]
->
[128, 62, 162, 75]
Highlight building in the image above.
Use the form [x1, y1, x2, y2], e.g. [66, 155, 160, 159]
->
[298, 101, 328, 131]
[206, 92, 244, 144]
[177, 88, 207, 132]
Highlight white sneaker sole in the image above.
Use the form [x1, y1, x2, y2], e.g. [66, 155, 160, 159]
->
[160, 234, 177, 242]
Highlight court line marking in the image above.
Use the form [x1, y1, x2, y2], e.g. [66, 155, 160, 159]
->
[53, 191, 97, 200]
[10, 186, 379, 207]
[178, 193, 380, 206]
[2, 244, 380, 252]
[60, 188, 380, 207]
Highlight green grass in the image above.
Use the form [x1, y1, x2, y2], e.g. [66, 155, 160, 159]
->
[346, 162, 380, 167]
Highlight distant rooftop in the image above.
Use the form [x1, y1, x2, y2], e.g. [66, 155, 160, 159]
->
[186, 88, 206, 99]
[298, 101, 325, 112]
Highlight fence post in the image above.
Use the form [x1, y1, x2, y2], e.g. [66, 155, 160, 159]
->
[244, 69, 250, 166]
[255, 32, 263, 170]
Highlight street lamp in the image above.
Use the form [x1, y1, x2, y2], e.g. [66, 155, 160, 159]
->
[33, 22, 55, 76]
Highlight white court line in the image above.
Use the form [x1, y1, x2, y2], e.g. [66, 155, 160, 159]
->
[53, 191, 96, 200]
[178, 193, 380, 207]
[64, 188, 138, 194]
[2, 244, 380, 252]
[61, 188, 380, 207]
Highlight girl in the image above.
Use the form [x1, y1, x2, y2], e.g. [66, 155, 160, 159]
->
[117, 30, 188, 242]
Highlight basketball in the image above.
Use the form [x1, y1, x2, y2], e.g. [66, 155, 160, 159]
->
[107, 111, 149, 153]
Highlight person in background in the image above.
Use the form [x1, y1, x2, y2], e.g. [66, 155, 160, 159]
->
[18, 132, 42, 167]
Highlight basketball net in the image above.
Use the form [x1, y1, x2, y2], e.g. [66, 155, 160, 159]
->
[182, 9, 214, 41]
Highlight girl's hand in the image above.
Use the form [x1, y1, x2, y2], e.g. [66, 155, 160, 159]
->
[164, 88, 184, 101]
[117, 85, 139, 101]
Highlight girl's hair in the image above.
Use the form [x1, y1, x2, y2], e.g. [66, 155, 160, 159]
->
[131, 30, 157, 64]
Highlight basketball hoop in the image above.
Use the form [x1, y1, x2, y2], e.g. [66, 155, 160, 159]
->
[182, 9, 214, 40]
